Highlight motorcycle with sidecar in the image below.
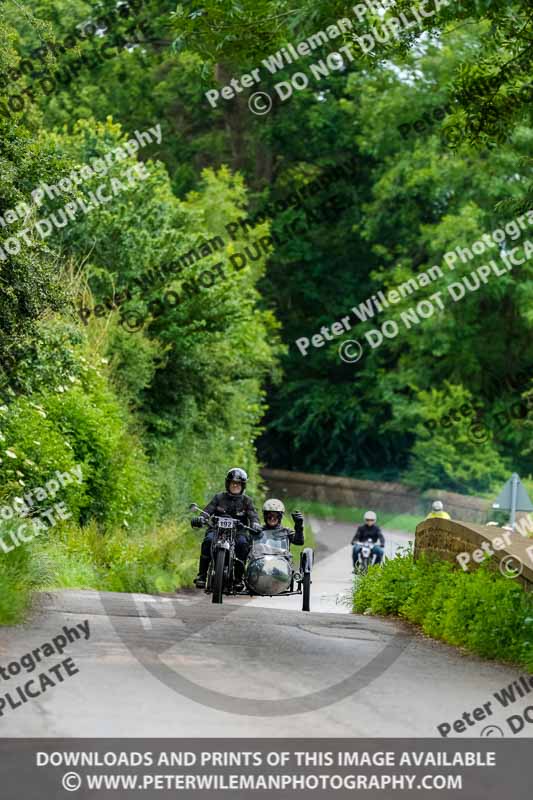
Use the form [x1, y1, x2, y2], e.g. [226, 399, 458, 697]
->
[189, 503, 313, 610]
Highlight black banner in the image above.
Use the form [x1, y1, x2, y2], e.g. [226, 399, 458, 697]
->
[0, 739, 530, 798]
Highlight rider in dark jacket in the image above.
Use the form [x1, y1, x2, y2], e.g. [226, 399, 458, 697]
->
[351, 510, 385, 567]
[192, 468, 260, 589]
[260, 498, 304, 545]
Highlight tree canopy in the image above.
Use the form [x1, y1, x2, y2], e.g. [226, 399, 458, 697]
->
[1, 0, 532, 511]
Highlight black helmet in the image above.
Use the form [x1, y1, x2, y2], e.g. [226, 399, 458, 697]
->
[225, 467, 248, 494]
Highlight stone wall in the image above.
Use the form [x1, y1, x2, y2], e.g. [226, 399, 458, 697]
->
[260, 468, 489, 522]
[415, 518, 533, 591]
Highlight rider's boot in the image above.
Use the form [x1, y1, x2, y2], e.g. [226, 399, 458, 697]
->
[233, 561, 245, 592]
[194, 554, 210, 588]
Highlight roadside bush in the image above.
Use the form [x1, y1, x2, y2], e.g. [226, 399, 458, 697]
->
[353, 544, 416, 615]
[0, 396, 88, 516]
[0, 362, 157, 529]
[353, 552, 533, 671]
[0, 541, 53, 625]
[39, 520, 198, 594]
[99, 523, 198, 593]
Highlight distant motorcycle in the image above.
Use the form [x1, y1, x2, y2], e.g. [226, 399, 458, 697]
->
[354, 538, 380, 574]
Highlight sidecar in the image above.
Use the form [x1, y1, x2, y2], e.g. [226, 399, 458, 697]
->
[244, 529, 313, 611]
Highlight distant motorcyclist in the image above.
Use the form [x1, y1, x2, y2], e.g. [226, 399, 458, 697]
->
[192, 468, 260, 590]
[351, 511, 385, 569]
[260, 499, 304, 545]
[426, 500, 451, 520]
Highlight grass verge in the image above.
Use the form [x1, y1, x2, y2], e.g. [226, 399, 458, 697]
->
[292, 498, 421, 534]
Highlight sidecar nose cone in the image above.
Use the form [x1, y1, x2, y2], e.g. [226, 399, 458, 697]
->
[246, 556, 292, 595]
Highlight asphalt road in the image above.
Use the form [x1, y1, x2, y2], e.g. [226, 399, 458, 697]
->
[1, 518, 530, 738]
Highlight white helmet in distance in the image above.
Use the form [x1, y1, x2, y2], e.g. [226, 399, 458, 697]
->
[432, 500, 444, 512]
[364, 510, 377, 523]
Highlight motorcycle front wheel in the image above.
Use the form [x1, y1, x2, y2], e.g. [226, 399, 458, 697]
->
[212, 549, 225, 604]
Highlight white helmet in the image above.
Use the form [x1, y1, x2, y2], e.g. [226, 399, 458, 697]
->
[263, 498, 285, 513]
[263, 498, 285, 525]
[432, 500, 444, 512]
[364, 510, 377, 522]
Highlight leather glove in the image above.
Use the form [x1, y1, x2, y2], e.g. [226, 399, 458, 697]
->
[252, 522, 263, 533]
[191, 517, 203, 529]
[291, 511, 304, 531]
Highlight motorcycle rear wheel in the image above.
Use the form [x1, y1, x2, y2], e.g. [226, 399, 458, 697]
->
[212, 549, 225, 604]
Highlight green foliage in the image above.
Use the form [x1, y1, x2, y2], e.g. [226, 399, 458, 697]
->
[104, 324, 161, 409]
[0, 352, 157, 527]
[41, 520, 198, 594]
[354, 551, 533, 671]
[171, 0, 309, 68]
[43, 370, 157, 526]
[0, 540, 53, 625]
[260, 24, 532, 487]
[0, 396, 89, 518]
[0, 8, 280, 623]
[2, 0, 533, 629]
[404, 384, 508, 493]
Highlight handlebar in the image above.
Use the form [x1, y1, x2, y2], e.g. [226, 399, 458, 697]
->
[240, 523, 259, 534]
[189, 503, 259, 534]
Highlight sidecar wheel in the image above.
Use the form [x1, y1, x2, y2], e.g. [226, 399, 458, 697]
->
[300, 547, 314, 573]
[302, 572, 311, 612]
[212, 550, 225, 604]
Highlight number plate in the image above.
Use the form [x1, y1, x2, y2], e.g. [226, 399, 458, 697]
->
[218, 517, 234, 529]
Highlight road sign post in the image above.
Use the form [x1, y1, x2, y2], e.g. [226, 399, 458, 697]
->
[492, 473, 533, 530]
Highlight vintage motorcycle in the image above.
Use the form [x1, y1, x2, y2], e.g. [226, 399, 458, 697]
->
[189, 503, 313, 610]
[354, 538, 379, 574]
